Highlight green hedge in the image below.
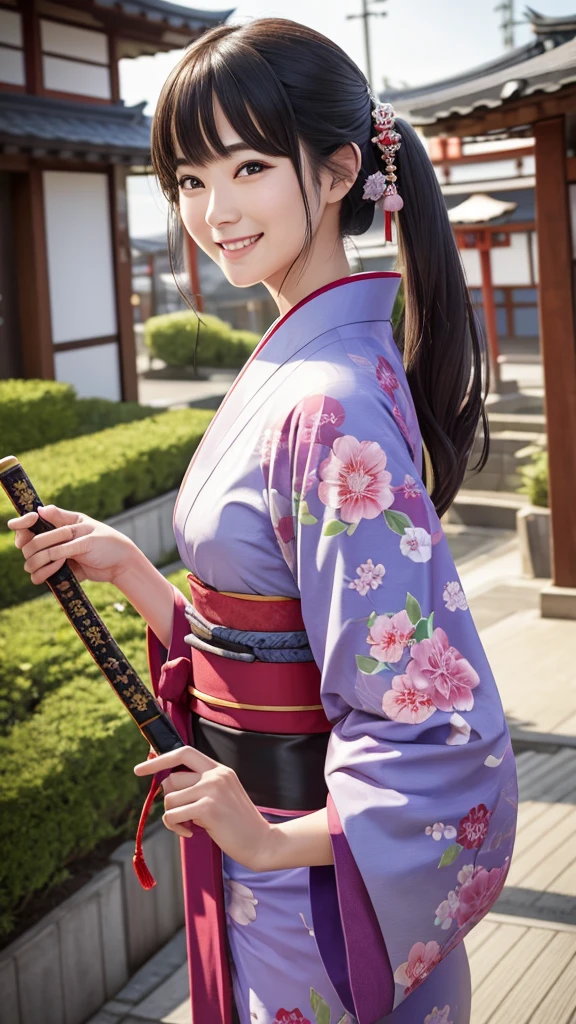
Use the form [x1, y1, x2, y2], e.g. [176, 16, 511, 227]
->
[0, 570, 190, 935]
[0, 407, 213, 608]
[0, 379, 158, 455]
[518, 449, 548, 507]
[145, 311, 259, 368]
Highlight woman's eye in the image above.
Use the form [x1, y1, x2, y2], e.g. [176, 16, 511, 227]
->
[236, 162, 266, 177]
[178, 176, 203, 191]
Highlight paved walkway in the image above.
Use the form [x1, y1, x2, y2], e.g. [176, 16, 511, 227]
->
[88, 527, 576, 1024]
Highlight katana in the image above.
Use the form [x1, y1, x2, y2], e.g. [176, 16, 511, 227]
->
[0, 455, 185, 756]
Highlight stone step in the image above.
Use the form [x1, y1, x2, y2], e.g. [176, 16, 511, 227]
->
[471, 429, 546, 456]
[446, 489, 529, 530]
[463, 470, 524, 492]
[486, 412, 546, 434]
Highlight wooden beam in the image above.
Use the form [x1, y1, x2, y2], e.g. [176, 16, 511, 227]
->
[109, 165, 138, 401]
[567, 156, 576, 183]
[21, 0, 43, 95]
[12, 168, 54, 379]
[432, 144, 534, 167]
[422, 85, 576, 140]
[534, 116, 576, 588]
[479, 246, 501, 390]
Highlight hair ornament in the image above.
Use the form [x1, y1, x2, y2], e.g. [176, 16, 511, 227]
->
[362, 101, 404, 243]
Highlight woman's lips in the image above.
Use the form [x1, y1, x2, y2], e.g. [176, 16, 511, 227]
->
[218, 234, 263, 260]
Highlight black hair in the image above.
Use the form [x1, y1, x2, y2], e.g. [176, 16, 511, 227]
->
[151, 17, 489, 516]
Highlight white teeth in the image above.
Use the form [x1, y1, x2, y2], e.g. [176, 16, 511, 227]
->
[221, 235, 260, 251]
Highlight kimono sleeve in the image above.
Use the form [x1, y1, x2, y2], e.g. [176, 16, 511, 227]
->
[262, 378, 518, 1023]
[146, 583, 194, 743]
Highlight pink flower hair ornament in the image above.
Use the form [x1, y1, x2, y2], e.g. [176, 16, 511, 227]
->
[362, 101, 404, 243]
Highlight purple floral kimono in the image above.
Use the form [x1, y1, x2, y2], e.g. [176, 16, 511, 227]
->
[165, 272, 518, 1024]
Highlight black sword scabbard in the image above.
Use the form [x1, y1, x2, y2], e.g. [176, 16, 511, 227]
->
[0, 455, 185, 754]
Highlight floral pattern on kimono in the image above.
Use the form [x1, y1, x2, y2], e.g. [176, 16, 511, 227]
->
[260, 349, 518, 1018]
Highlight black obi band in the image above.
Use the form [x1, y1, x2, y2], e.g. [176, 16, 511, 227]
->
[192, 712, 330, 812]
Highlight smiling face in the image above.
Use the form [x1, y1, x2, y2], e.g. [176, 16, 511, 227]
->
[175, 101, 316, 293]
[174, 101, 359, 307]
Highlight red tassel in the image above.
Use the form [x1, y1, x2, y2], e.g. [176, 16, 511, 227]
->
[133, 776, 163, 889]
[384, 209, 392, 243]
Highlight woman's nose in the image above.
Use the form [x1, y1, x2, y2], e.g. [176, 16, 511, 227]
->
[204, 188, 241, 230]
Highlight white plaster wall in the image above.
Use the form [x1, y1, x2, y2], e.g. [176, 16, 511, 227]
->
[40, 20, 109, 63]
[0, 45, 25, 85]
[458, 247, 482, 287]
[54, 344, 121, 401]
[0, 8, 22, 46]
[491, 232, 531, 286]
[43, 55, 111, 99]
[43, 171, 117, 343]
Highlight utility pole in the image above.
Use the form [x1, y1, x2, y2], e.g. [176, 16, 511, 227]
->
[346, 0, 388, 94]
[494, 0, 528, 51]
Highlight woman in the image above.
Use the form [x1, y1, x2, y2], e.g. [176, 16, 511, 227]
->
[9, 19, 517, 1024]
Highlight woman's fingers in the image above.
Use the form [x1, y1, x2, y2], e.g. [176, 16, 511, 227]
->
[27, 556, 67, 585]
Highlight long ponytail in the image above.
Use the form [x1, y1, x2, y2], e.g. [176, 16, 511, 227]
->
[392, 117, 490, 517]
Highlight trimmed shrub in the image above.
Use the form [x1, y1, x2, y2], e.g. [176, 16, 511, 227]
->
[0, 380, 78, 454]
[518, 449, 548, 508]
[0, 379, 159, 455]
[0, 570, 190, 935]
[145, 311, 259, 368]
[0, 408, 213, 608]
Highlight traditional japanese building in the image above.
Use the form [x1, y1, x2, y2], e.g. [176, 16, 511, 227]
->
[383, 7, 576, 607]
[0, 0, 232, 400]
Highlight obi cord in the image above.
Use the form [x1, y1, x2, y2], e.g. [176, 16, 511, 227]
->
[362, 100, 404, 243]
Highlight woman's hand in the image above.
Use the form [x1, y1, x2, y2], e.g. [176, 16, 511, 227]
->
[134, 747, 274, 872]
[8, 504, 138, 587]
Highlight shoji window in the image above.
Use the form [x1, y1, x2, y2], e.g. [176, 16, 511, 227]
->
[41, 19, 111, 100]
[0, 8, 25, 87]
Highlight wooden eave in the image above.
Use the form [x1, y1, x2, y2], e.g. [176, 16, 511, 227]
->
[41, 0, 233, 58]
[419, 82, 576, 139]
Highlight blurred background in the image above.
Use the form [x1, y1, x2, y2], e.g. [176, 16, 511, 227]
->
[1, 4, 576, 1024]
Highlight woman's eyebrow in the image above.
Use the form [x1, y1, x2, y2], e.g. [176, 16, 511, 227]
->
[175, 143, 256, 167]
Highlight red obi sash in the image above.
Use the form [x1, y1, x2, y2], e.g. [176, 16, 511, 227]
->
[136, 574, 330, 1024]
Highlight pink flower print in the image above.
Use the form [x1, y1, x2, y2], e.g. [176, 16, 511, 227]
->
[367, 610, 414, 663]
[403, 474, 421, 498]
[400, 527, 432, 563]
[443, 581, 468, 612]
[382, 675, 436, 724]
[455, 862, 508, 927]
[349, 558, 386, 596]
[409, 628, 480, 713]
[457, 804, 492, 850]
[434, 889, 460, 930]
[394, 940, 441, 995]
[424, 1006, 453, 1024]
[392, 404, 414, 451]
[299, 394, 346, 447]
[273, 1011, 311, 1024]
[376, 355, 399, 397]
[225, 879, 258, 925]
[456, 863, 475, 886]
[318, 435, 394, 523]
[425, 822, 458, 841]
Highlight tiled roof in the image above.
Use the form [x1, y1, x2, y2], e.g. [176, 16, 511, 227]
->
[93, 0, 234, 30]
[388, 35, 576, 127]
[0, 94, 152, 162]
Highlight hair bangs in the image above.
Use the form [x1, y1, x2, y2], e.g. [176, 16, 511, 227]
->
[151, 36, 300, 205]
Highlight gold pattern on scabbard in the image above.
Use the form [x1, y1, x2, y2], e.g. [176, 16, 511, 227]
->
[85, 625, 105, 647]
[69, 599, 88, 618]
[125, 684, 153, 713]
[13, 480, 36, 512]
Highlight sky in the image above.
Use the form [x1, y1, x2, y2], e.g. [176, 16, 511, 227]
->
[122, 0, 576, 237]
